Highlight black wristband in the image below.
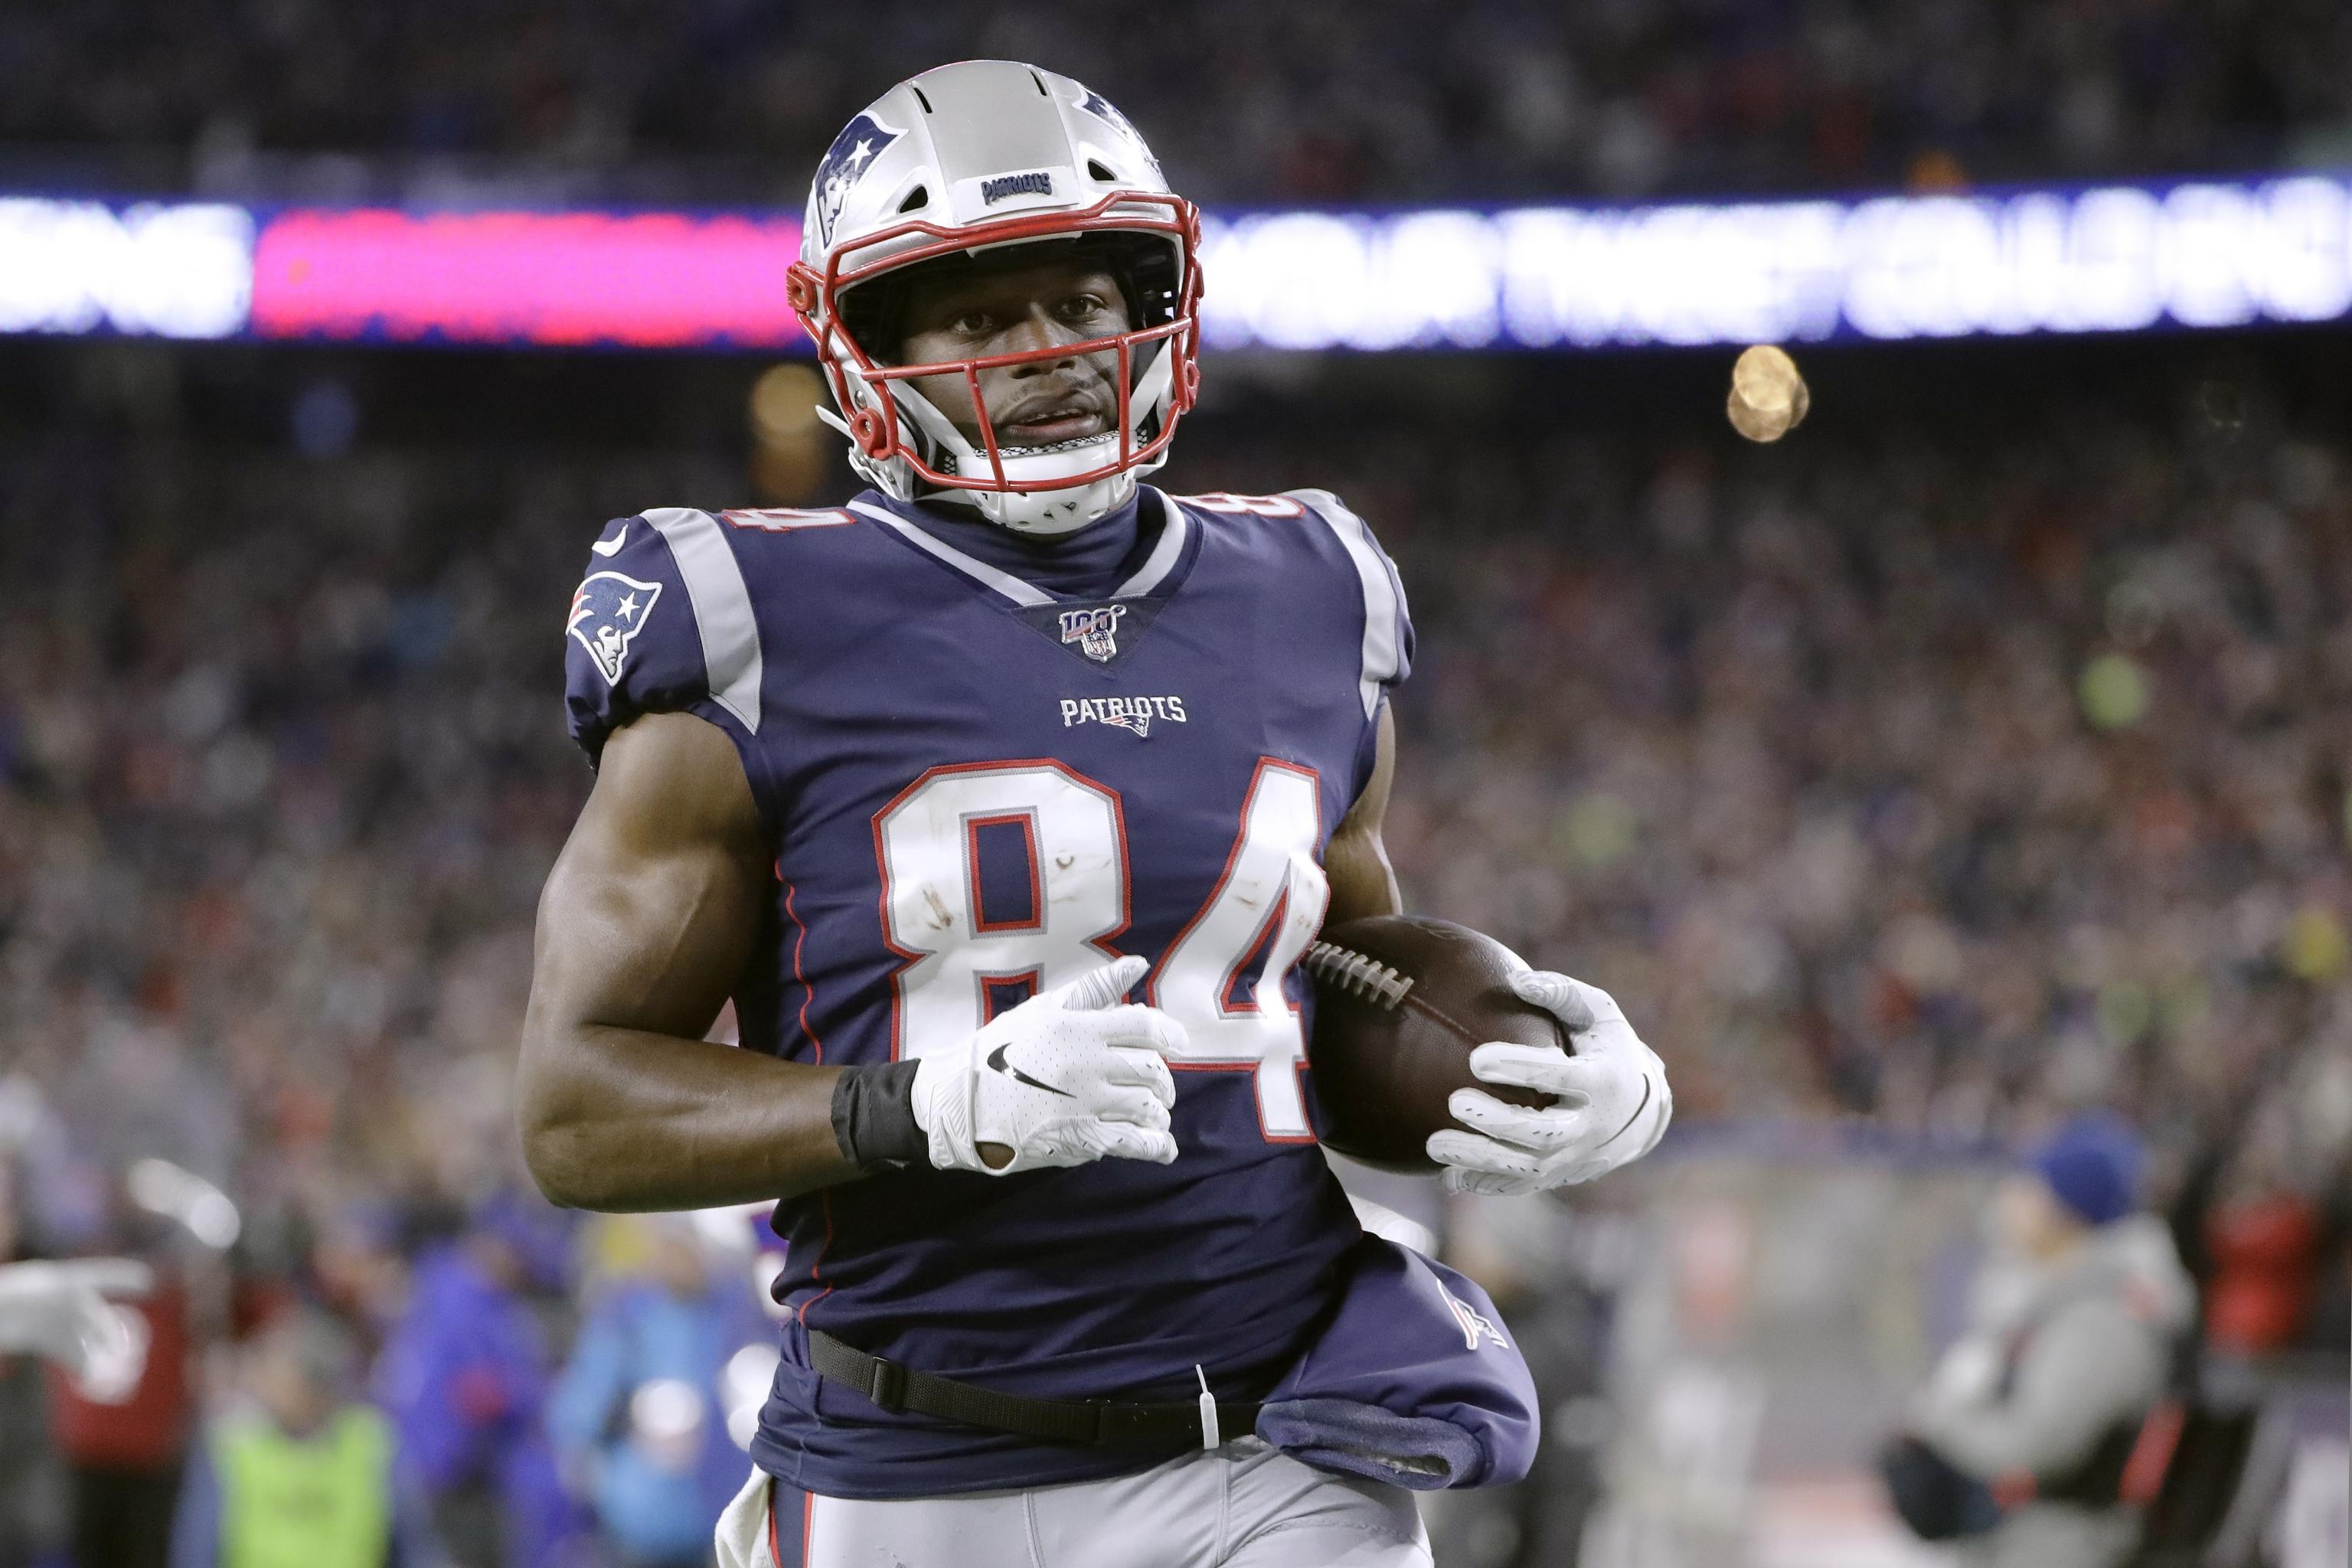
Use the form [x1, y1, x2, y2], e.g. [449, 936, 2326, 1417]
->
[830, 1060, 926, 1171]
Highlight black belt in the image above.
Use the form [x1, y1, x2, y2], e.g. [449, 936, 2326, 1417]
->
[808, 1330, 1263, 1451]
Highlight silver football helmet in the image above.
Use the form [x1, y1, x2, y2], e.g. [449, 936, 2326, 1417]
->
[789, 61, 1203, 534]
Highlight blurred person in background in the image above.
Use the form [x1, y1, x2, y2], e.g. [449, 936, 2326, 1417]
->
[309, 1204, 416, 1369]
[371, 1198, 581, 1568]
[47, 1220, 194, 1568]
[0, 1337, 55, 1568]
[0, 1157, 151, 1568]
[2187, 1090, 2350, 1362]
[169, 1308, 434, 1568]
[1883, 1112, 2196, 1567]
[549, 1217, 760, 1568]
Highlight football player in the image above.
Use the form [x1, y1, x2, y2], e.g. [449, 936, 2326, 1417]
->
[518, 60, 1671, 1568]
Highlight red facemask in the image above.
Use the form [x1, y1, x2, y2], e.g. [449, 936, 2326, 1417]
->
[789, 190, 1204, 495]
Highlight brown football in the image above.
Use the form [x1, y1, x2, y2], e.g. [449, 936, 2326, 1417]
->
[1302, 915, 1565, 1173]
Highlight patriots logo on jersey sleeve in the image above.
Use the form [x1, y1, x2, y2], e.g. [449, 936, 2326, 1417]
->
[567, 570, 663, 687]
[815, 112, 904, 245]
[1442, 1287, 1511, 1352]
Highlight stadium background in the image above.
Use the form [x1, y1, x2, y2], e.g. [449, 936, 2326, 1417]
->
[0, 4, 2347, 1566]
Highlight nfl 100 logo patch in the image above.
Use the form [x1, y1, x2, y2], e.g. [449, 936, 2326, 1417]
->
[1015, 597, 1162, 669]
[1059, 604, 1126, 663]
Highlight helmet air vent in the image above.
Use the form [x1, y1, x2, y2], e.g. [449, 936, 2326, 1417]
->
[1087, 160, 1116, 183]
[897, 186, 929, 214]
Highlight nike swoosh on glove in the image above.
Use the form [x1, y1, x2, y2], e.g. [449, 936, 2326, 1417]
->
[913, 955, 1186, 1175]
[1426, 971, 1671, 1197]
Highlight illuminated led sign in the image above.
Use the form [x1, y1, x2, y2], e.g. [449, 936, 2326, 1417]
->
[0, 177, 2343, 350]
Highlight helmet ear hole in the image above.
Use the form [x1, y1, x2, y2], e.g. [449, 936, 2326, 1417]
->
[848, 407, 890, 456]
[785, 263, 820, 315]
[897, 186, 929, 214]
[1086, 160, 1116, 182]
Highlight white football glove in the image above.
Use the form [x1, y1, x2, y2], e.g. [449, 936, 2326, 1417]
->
[913, 956, 1185, 1175]
[1426, 971, 1671, 1197]
[0, 1258, 153, 1398]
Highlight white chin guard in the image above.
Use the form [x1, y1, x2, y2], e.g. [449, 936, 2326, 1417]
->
[944, 437, 1140, 534]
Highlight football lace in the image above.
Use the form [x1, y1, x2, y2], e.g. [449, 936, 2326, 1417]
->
[1301, 942, 1414, 1011]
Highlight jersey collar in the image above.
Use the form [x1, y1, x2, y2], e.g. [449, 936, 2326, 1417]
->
[850, 489, 1194, 609]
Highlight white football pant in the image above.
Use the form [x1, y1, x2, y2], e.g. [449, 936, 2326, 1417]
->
[717, 1439, 1431, 1568]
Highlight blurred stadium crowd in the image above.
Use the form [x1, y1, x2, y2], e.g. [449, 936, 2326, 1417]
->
[4, 0, 2350, 204]
[0, 5, 2347, 1563]
[0, 355, 2345, 1560]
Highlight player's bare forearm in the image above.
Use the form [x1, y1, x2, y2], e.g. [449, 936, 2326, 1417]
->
[517, 712, 860, 1210]
[1324, 703, 1403, 923]
[523, 1022, 849, 1210]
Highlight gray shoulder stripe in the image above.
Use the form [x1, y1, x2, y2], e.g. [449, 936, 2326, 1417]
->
[643, 508, 763, 733]
[849, 500, 1054, 607]
[1293, 489, 1400, 719]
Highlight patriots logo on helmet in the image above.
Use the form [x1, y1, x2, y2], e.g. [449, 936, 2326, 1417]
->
[814, 111, 905, 245]
[1058, 605, 1127, 663]
[1076, 86, 1138, 138]
[1074, 87, 1161, 181]
[567, 570, 662, 686]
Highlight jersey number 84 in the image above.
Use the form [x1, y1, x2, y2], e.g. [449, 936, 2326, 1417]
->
[876, 756, 1325, 1142]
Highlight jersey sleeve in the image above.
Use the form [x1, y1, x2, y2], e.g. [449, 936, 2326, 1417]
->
[563, 508, 764, 767]
[1283, 488, 1415, 715]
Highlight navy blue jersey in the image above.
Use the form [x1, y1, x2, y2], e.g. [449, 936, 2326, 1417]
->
[563, 486, 1413, 1498]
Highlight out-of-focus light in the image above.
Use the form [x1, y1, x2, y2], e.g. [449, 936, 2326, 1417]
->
[750, 361, 831, 502]
[723, 1342, 781, 1452]
[1201, 176, 2352, 351]
[249, 208, 805, 348]
[1, 175, 2347, 350]
[1559, 792, 1637, 868]
[629, 1377, 707, 1472]
[689, 1200, 773, 1255]
[2079, 653, 2150, 731]
[2283, 906, 2349, 982]
[750, 363, 826, 441]
[632, 1378, 705, 1438]
[73, 1302, 149, 1406]
[0, 201, 251, 338]
[126, 1158, 242, 1250]
[1726, 344, 1809, 442]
